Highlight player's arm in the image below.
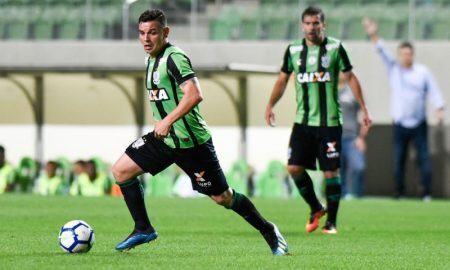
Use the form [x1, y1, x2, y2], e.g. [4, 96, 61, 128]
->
[344, 71, 372, 129]
[424, 69, 445, 124]
[362, 18, 395, 68]
[266, 45, 293, 127]
[265, 72, 290, 126]
[154, 77, 202, 139]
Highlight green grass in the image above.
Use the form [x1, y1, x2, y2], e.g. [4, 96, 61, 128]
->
[0, 194, 449, 269]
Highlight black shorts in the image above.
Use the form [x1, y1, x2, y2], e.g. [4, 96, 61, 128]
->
[125, 132, 229, 196]
[288, 123, 342, 171]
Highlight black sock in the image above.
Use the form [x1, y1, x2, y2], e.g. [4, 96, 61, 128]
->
[118, 178, 154, 233]
[325, 177, 342, 225]
[292, 171, 322, 212]
[227, 191, 273, 234]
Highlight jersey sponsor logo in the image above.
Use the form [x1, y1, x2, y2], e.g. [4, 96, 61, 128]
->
[296, 72, 331, 83]
[326, 141, 339, 158]
[326, 43, 339, 51]
[149, 88, 170, 102]
[194, 171, 212, 187]
[152, 71, 160, 84]
[290, 45, 303, 53]
[321, 55, 330, 68]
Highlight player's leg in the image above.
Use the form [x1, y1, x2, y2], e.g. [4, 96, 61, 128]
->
[318, 126, 342, 234]
[288, 124, 325, 233]
[393, 124, 410, 198]
[349, 140, 366, 198]
[340, 138, 351, 198]
[210, 188, 288, 256]
[322, 170, 340, 234]
[113, 133, 173, 251]
[176, 139, 288, 255]
[413, 122, 432, 200]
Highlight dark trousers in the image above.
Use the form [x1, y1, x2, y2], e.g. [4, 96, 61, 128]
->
[393, 121, 431, 196]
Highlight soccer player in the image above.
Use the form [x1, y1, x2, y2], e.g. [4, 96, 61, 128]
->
[112, 9, 288, 255]
[265, 6, 371, 234]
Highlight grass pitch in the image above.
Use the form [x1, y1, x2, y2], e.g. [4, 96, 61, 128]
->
[0, 194, 449, 269]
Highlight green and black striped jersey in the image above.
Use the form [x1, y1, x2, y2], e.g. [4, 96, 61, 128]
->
[145, 43, 211, 149]
[281, 37, 353, 127]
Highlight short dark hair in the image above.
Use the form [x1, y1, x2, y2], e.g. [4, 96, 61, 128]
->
[398, 41, 414, 51]
[0, 145, 4, 154]
[47, 161, 59, 168]
[302, 6, 325, 23]
[138, 9, 166, 27]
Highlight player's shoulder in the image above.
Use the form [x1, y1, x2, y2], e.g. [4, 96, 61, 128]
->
[286, 39, 304, 53]
[166, 45, 189, 59]
[325, 36, 343, 51]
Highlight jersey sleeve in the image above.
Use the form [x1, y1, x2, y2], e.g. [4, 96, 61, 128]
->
[280, 45, 293, 74]
[338, 43, 353, 72]
[167, 53, 196, 85]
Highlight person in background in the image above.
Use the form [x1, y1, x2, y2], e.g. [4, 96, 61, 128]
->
[70, 159, 111, 197]
[338, 72, 368, 199]
[70, 160, 86, 185]
[0, 145, 15, 194]
[363, 18, 445, 201]
[33, 161, 65, 196]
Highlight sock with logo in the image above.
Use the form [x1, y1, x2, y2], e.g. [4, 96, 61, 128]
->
[227, 190, 273, 234]
[118, 178, 155, 233]
[292, 171, 322, 212]
[325, 176, 342, 225]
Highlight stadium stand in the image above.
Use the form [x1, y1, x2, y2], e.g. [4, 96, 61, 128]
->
[0, 0, 448, 41]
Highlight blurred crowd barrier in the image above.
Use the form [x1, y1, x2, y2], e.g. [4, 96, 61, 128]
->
[0, 156, 325, 198]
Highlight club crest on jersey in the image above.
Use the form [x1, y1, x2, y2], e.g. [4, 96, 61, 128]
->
[308, 56, 317, 65]
[296, 71, 331, 83]
[321, 55, 330, 68]
[149, 88, 170, 102]
[152, 71, 160, 84]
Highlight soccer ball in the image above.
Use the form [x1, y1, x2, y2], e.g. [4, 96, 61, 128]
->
[59, 220, 95, 253]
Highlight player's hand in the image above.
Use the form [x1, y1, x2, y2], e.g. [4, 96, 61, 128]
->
[436, 109, 444, 126]
[362, 109, 372, 129]
[154, 119, 172, 140]
[362, 18, 378, 37]
[354, 136, 366, 152]
[265, 105, 276, 127]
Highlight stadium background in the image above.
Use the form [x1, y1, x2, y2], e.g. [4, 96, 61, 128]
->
[0, 0, 449, 197]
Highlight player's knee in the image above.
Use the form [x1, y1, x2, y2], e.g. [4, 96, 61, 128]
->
[112, 163, 128, 182]
[211, 189, 233, 207]
[288, 165, 305, 176]
[324, 170, 339, 179]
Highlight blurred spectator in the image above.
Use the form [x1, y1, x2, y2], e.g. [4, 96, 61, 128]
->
[0, 145, 15, 193]
[15, 157, 39, 192]
[71, 160, 86, 184]
[69, 159, 111, 196]
[338, 72, 368, 199]
[33, 161, 65, 195]
[225, 160, 255, 196]
[255, 160, 289, 198]
[363, 18, 445, 200]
